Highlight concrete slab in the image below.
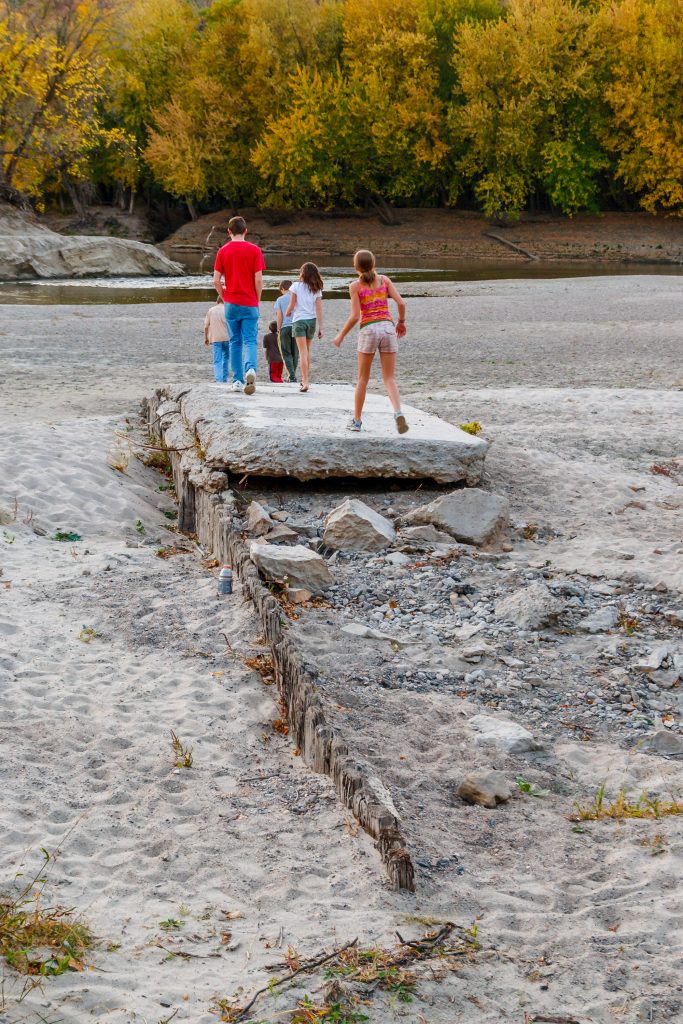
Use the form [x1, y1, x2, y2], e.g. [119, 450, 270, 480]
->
[155, 382, 488, 484]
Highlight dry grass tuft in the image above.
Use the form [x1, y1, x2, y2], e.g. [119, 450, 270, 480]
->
[170, 730, 193, 769]
[0, 850, 92, 980]
[570, 783, 683, 821]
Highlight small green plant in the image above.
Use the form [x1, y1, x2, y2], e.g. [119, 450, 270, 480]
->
[571, 783, 683, 821]
[159, 919, 184, 931]
[78, 626, 99, 643]
[170, 730, 193, 768]
[52, 531, 82, 542]
[163, 509, 178, 520]
[459, 421, 483, 435]
[517, 778, 550, 798]
[135, 519, 145, 534]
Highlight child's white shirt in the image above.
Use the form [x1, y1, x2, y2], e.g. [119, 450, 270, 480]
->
[289, 281, 322, 322]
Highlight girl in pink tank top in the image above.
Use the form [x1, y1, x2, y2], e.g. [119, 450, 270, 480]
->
[332, 249, 408, 434]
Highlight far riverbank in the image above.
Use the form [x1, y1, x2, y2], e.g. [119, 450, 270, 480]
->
[160, 208, 683, 268]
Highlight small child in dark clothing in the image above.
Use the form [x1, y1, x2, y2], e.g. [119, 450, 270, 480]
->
[263, 321, 284, 383]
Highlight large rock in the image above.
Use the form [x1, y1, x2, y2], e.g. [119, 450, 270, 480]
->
[401, 488, 508, 545]
[640, 730, 683, 756]
[0, 203, 182, 279]
[250, 541, 333, 593]
[457, 770, 512, 808]
[469, 715, 542, 754]
[495, 582, 562, 630]
[148, 383, 488, 485]
[323, 498, 395, 552]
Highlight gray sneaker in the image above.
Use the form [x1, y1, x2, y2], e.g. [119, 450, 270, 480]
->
[347, 417, 362, 432]
[232, 380, 244, 393]
[244, 368, 256, 395]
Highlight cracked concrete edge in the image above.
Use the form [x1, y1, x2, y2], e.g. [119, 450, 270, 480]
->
[142, 389, 416, 893]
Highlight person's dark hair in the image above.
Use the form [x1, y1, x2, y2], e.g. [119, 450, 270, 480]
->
[299, 262, 323, 293]
[269, 320, 278, 333]
[279, 279, 292, 292]
[228, 215, 247, 235]
[354, 249, 377, 285]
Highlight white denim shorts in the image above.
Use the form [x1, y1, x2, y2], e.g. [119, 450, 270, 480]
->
[357, 321, 398, 354]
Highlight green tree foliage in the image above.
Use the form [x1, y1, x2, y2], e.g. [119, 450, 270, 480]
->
[450, 0, 610, 217]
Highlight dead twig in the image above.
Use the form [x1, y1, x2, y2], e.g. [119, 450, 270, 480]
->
[530, 1017, 582, 1024]
[114, 431, 194, 453]
[395, 922, 454, 954]
[221, 632, 234, 653]
[230, 938, 358, 1021]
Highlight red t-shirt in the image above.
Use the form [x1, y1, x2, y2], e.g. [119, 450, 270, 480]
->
[214, 239, 266, 307]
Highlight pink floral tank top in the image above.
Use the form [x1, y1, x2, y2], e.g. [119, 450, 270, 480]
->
[359, 276, 392, 328]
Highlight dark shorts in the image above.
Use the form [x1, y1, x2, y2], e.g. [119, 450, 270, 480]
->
[293, 318, 316, 340]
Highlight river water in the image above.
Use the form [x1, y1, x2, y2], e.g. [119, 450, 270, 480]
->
[1, 252, 681, 305]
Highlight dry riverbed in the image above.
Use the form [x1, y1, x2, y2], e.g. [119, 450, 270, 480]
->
[0, 275, 682, 1023]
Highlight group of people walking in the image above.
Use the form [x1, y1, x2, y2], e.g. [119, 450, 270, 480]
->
[205, 215, 408, 433]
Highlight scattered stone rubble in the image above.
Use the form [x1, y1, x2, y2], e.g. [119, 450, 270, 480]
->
[239, 484, 682, 750]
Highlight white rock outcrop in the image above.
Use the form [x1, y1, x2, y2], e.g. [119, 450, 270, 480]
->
[323, 498, 395, 552]
[0, 203, 182, 279]
[401, 488, 508, 545]
[249, 541, 333, 593]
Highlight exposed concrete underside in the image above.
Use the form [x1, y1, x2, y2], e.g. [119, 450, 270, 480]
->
[156, 382, 488, 484]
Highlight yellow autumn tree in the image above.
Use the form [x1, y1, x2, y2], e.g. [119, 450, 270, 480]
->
[602, 0, 683, 213]
[0, 0, 135, 207]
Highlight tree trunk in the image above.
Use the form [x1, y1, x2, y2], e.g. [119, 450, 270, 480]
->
[186, 196, 198, 221]
[63, 176, 87, 221]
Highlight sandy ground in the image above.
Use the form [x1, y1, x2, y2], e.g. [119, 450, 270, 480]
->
[1, 275, 682, 1022]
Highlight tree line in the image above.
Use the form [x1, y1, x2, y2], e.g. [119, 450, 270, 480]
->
[1, 0, 681, 221]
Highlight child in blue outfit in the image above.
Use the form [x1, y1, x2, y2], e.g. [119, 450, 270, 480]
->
[274, 279, 298, 383]
[203, 297, 230, 382]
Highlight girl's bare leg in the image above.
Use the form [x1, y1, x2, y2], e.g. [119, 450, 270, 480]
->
[355, 352, 374, 421]
[296, 337, 309, 388]
[379, 351, 401, 412]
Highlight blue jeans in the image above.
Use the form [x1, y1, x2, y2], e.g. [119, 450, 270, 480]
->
[225, 303, 259, 384]
[211, 341, 231, 382]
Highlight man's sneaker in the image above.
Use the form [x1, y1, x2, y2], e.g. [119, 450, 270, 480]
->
[394, 411, 409, 434]
[232, 380, 244, 393]
[244, 368, 256, 395]
[347, 417, 362, 432]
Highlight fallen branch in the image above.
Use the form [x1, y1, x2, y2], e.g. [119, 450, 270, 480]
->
[485, 231, 540, 261]
[230, 938, 358, 1022]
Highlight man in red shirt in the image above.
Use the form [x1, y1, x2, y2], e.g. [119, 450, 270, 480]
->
[213, 216, 265, 394]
